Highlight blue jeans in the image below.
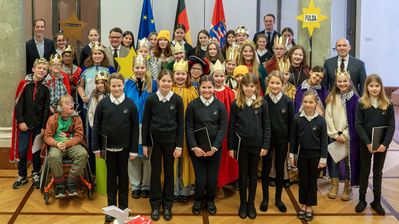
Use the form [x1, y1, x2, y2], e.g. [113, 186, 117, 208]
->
[18, 129, 41, 177]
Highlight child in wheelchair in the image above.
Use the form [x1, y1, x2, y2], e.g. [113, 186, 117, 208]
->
[43, 94, 88, 198]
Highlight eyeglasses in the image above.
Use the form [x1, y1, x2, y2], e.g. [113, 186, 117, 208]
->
[110, 36, 121, 39]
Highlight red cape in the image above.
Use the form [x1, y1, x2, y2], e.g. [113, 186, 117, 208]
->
[215, 86, 239, 187]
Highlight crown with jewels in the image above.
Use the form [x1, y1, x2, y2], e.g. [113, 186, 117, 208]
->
[138, 38, 150, 49]
[50, 53, 62, 64]
[95, 71, 109, 82]
[173, 59, 188, 72]
[211, 60, 225, 74]
[335, 69, 351, 79]
[134, 54, 147, 66]
[274, 36, 288, 48]
[235, 25, 249, 36]
[92, 42, 105, 52]
[62, 45, 74, 55]
[171, 42, 185, 55]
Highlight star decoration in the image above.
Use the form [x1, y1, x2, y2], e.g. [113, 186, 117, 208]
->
[151, 19, 154, 24]
[115, 48, 137, 78]
[296, 0, 328, 37]
[59, 11, 87, 41]
[143, 15, 148, 20]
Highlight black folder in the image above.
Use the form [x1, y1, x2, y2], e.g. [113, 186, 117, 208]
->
[194, 127, 212, 152]
[234, 132, 241, 161]
[100, 133, 107, 160]
[371, 126, 388, 151]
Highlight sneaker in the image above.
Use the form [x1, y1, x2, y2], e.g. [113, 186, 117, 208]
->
[32, 172, 40, 189]
[13, 176, 28, 189]
[55, 185, 66, 198]
[67, 184, 79, 196]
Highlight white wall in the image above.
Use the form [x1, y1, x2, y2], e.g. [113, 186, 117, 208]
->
[101, 0, 256, 45]
[358, 0, 398, 85]
[330, 0, 346, 57]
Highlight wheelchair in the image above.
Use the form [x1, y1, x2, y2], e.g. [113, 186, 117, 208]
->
[39, 148, 94, 204]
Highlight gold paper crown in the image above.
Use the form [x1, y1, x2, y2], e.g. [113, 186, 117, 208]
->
[278, 59, 290, 73]
[274, 36, 288, 48]
[226, 46, 239, 62]
[62, 45, 74, 55]
[335, 69, 351, 79]
[138, 38, 150, 49]
[92, 42, 105, 52]
[233, 65, 249, 78]
[242, 39, 256, 48]
[95, 71, 109, 82]
[173, 59, 188, 72]
[50, 54, 62, 64]
[134, 54, 147, 66]
[235, 25, 249, 36]
[171, 42, 185, 55]
[33, 58, 48, 67]
[211, 60, 225, 74]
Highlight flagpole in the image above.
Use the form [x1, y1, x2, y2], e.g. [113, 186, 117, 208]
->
[309, 36, 313, 68]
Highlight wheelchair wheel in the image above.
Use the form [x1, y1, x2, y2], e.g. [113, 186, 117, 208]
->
[44, 192, 49, 204]
[40, 154, 50, 193]
[87, 190, 93, 200]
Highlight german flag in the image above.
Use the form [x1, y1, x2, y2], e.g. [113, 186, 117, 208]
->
[174, 0, 192, 45]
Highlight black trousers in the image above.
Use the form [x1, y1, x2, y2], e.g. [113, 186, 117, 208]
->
[297, 156, 319, 206]
[106, 149, 129, 210]
[191, 150, 222, 202]
[238, 148, 260, 204]
[358, 143, 387, 202]
[261, 142, 288, 202]
[149, 143, 175, 210]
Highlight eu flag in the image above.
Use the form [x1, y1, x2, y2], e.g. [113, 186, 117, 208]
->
[138, 0, 156, 40]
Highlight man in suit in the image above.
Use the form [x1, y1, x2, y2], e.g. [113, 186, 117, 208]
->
[26, 18, 56, 74]
[253, 14, 280, 53]
[104, 27, 129, 71]
[323, 38, 367, 94]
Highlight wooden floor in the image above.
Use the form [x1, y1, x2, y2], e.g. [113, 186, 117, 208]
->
[1, 141, 399, 224]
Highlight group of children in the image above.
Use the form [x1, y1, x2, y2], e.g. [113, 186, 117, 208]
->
[11, 24, 395, 223]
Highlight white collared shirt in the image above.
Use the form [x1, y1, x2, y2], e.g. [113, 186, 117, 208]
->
[337, 55, 349, 70]
[156, 90, 173, 102]
[268, 92, 283, 104]
[299, 110, 319, 121]
[200, 95, 214, 107]
[172, 40, 186, 46]
[256, 49, 268, 57]
[110, 93, 125, 105]
[245, 95, 257, 107]
[112, 45, 121, 56]
[34, 37, 44, 58]
[371, 97, 379, 108]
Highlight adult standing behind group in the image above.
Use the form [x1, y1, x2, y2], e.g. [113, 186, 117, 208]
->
[253, 14, 280, 54]
[104, 27, 130, 72]
[26, 18, 56, 74]
[323, 38, 367, 94]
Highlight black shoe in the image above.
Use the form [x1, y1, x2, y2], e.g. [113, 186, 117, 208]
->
[131, 189, 141, 199]
[163, 209, 173, 221]
[269, 180, 276, 187]
[141, 190, 150, 198]
[355, 200, 367, 213]
[238, 202, 247, 219]
[304, 211, 313, 221]
[174, 195, 179, 202]
[55, 184, 66, 198]
[283, 180, 291, 188]
[259, 200, 268, 212]
[297, 209, 306, 219]
[247, 203, 257, 219]
[233, 181, 239, 191]
[105, 215, 115, 222]
[370, 201, 385, 215]
[178, 195, 189, 203]
[192, 201, 202, 215]
[67, 184, 79, 196]
[206, 201, 217, 215]
[12, 176, 28, 189]
[275, 201, 287, 213]
[151, 209, 160, 221]
[32, 172, 40, 189]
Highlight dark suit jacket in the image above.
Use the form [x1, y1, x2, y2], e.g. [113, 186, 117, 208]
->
[323, 55, 367, 95]
[80, 44, 92, 67]
[104, 45, 130, 71]
[26, 38, 55, 74]
[253, 29, 280, 53]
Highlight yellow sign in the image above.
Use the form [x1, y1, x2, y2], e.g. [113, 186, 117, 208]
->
[59, 12, 87, 41]
[296, 0, 328, 37]
[115, 48, 137, 78]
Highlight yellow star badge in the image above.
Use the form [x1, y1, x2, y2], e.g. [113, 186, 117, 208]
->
[59, 11, 87, 41]
[115, 48, 137, 78]
[296, 0, 328, 37]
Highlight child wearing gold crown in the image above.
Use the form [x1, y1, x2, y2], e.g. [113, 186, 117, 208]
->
[11, 58, 50, 189]
[235, 26, 250, 47]
[205, 41, 225, 69]
[224, 45, 239, 90]
[124, 54, 157, 199]
[211, 60, 239, 198]
[46, 53, 71, 114]
[137, 37, 158, 81]
[265, 36, 289, 75]
[171, 59, 198, 202]
[61, 45, 82, 101]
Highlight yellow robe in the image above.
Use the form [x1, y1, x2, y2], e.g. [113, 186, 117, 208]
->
[172, 86, 198, 186]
